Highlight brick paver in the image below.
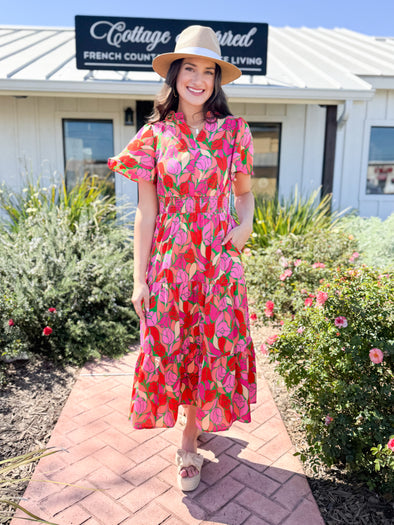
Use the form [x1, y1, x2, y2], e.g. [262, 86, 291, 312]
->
[10, 349, 324, 525]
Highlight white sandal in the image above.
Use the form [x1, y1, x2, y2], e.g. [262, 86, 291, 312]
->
[175, 449, 204, 492]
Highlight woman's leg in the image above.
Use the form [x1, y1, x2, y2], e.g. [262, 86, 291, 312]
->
[180, 405, 200, 478]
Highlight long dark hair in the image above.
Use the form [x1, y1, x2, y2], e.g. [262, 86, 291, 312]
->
[147, 58, 233, 124]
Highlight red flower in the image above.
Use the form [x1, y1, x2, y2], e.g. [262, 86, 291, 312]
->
[163, 175, 173, 188]
[304, 297, 314, 307]
[265, 300, 274, 311]
[204, 389, 216, 402]
[119, 155, 137, 169]
[176, 139, 188, 152]
[179, 182, 189, 195]
[43, 326, 53, 336]
[387, 438, 394, 451]
[250, 313, 258, 323]
[48, 307, 57, 313]
[211, 138, 223, 150]
[204, 323, 215, 339]
[207, 173, 218, 188]
[216, 155, 227, 172]
[8, 319, 15, 326]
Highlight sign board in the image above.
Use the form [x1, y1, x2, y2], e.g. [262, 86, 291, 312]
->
[75, 16, 268, 75]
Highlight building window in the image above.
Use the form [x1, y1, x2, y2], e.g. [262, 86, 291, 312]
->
[367, 126, 394, 195]
[249, 123, 281, 198]
[63, 119, 114, 195]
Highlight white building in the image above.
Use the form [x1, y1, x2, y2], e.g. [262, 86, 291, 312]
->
[1, 23, 394, 218]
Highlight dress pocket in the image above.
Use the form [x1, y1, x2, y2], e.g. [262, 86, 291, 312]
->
[226, 239, 242, 255]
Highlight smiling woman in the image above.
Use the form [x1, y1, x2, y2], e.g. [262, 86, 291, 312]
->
[107, 24, 255, 493]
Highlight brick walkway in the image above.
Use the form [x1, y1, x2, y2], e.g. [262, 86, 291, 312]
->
[11, 350, 324, 525]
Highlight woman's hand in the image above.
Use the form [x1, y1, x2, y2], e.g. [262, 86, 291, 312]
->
[222, 223, 252, 252]
[132, 280, 150, 323]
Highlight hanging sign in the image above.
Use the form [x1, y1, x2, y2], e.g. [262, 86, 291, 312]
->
[75, 15, 268, 75]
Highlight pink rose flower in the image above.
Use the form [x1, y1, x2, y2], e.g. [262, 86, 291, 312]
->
[387, 438, 394, 451]
[260, 343, 268, 355]
[325, 415, 333, 426]
[304, 298, 313, 307]
[297, 326, 305, 334]
[133, 397, 147, 414]
[334, 316, 348, 328]
[265, 301, 274, 311]
[369, 348, 384, 364]
[352, 252, 360, 258]
[211, 407, 223, 425]
[294, 259, 302, 267]
[279, 269, 292, 281]
[312, 262, 326, 269]
[266, 334, 278, 345]
[316, 291, 328, 306]
[43, 326, 52, 336]
[8, 319, 15, 326]
[243, 248, 252, 256]
[279, 256, 288, 267]
[48, 307, 57, 313]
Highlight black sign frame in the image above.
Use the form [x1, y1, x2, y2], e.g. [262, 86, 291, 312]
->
[75, 16, 268, 76]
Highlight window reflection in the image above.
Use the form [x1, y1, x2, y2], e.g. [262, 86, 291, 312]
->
[367, 127, 394, 195]
[63, 120, 115, 196]
[249, 123, 281, 198]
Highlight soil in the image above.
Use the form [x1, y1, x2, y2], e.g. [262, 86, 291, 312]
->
[0, 357, 78, 524]
[0, 327, 393, 525]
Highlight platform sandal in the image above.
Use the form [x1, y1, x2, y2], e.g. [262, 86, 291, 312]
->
[175, 449, 204, 492]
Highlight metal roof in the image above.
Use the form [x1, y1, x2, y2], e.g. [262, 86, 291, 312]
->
[0, 24, 393, 102]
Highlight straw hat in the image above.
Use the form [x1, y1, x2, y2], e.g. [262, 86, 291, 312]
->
[152, 25, 242, 85]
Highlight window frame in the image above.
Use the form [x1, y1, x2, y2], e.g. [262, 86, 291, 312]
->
[361, 119, 394, 200]
[61, 117, 115, 192]
[55, 109, 120, 188]
[247, 119, 282, 197]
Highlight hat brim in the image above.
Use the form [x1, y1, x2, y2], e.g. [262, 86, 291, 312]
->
[152, 52, 242, 85]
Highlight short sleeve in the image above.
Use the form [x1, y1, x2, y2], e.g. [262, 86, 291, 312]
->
[108, 124, 157, 183]
[231, 118, 254, 179]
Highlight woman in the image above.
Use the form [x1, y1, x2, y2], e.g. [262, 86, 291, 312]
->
[108, 25, 256, 492]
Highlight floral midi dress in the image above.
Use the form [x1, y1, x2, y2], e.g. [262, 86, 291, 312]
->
[108, 110, 256, 432]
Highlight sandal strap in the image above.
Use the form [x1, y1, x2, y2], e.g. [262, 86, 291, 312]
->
[175, 449, 204, 471]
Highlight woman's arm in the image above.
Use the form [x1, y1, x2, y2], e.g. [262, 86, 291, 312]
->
[132, 180, 158, 322]
[222, 172, 254, 251]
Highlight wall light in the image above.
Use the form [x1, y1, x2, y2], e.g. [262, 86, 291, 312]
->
[124, 107, 134, 126]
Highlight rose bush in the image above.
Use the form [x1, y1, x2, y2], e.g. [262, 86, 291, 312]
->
[265, 265, 394, 492]
[244, 228, 358, 323]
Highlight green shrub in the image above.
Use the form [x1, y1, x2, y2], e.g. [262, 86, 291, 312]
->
[266, 265, 394, 492]
[244, 228, 358, 323]
[249, 187, 347, 250]
[337, 213, 394, 270]
[0, 172, 120, 234]
[0, 206, 139, 365]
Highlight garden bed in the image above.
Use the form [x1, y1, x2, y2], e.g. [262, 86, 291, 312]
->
[253, 323, 394, 525]
[1, 329, 393, 524]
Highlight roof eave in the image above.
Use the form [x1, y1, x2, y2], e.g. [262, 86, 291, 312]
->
[358, 76, 394, 89]
[0, 78, 375, 104]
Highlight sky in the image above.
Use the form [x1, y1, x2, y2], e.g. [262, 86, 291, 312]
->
[2, 0, 394, 37]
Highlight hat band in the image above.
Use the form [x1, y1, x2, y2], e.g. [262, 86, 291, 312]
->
[174, 46, 222, 61]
